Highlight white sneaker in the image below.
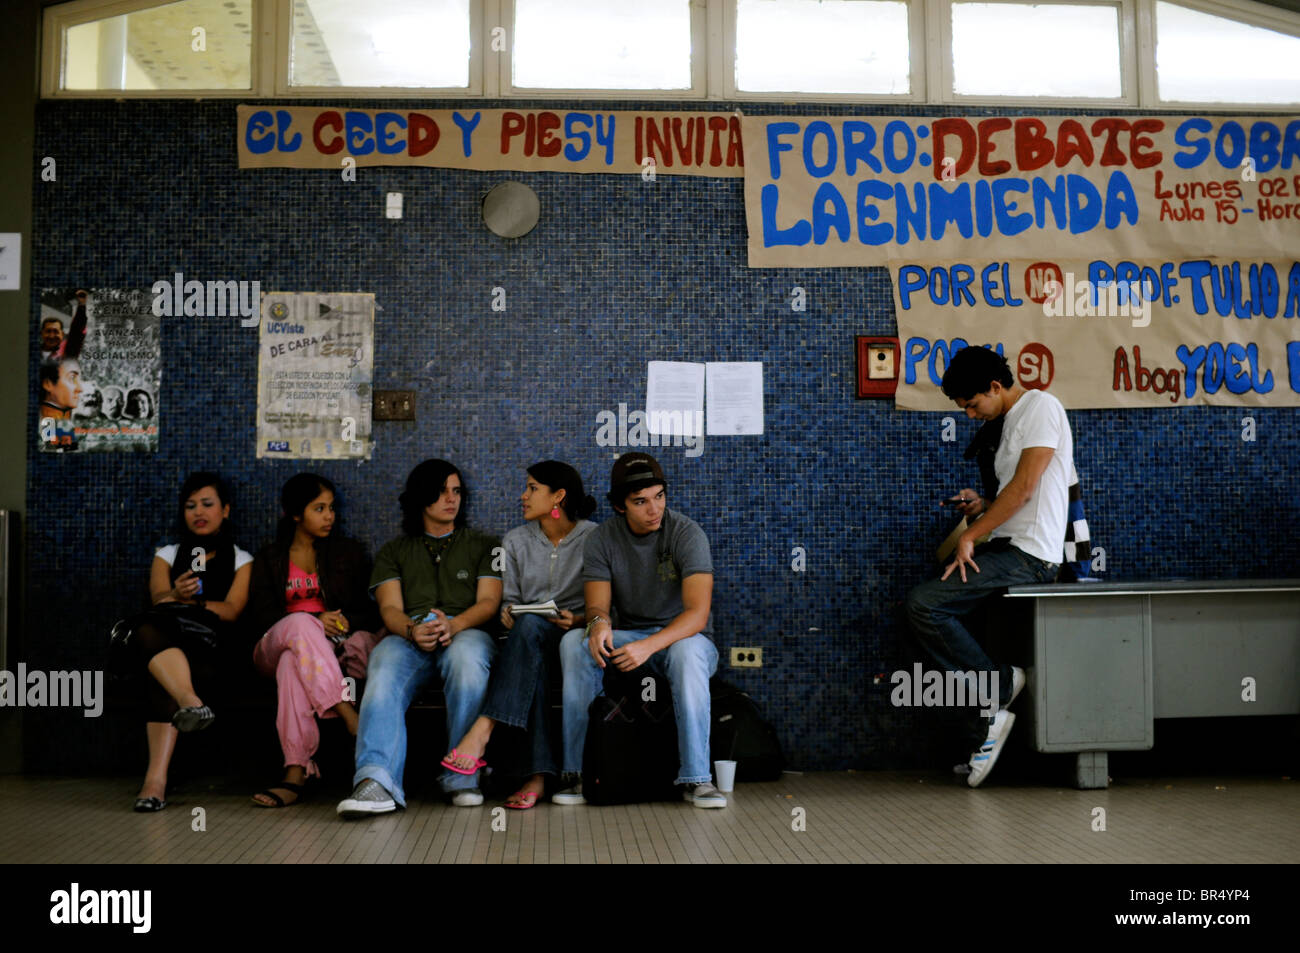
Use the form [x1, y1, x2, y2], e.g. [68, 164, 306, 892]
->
[337, 779, 396, 818]
[967, 710, 1015, 788]
[1003, 666, 1026, 711]
[451, 788, 484, 807]
[552, 782, 585, 806]
[684, 782, 728, 809]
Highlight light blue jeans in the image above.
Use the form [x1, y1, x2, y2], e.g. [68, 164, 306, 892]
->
[353, 629, 495, 805]
[559, 627, 718, 785]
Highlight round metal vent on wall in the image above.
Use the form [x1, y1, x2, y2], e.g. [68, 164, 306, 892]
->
[482, 181, 541, 238]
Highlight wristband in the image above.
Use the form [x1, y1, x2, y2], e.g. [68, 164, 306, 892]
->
[585, 615, 608, 639]
[405, 621, 415, 640]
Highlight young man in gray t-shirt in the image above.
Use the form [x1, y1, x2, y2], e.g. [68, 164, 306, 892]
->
[555, 452, 726, 808]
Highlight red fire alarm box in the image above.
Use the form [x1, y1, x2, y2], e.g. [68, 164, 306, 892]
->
[856, 336, 899, 398]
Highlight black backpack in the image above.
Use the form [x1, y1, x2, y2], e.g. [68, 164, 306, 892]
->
[710, 678, 785, 782]
[582, 665, 680, 805]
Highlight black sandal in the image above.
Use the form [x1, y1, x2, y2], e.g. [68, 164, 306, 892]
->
[133, 796, 167, 813]
[251, 781, 306, 808]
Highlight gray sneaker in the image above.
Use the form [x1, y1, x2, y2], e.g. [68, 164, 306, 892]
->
[337, 778, 396, 818]
[450, 788, 484, 807]
[552, 781, 585, 805]
[684, 782, 727, 809]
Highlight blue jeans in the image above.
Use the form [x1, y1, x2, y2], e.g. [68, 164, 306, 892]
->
[559, 627, 718, 785]
[906, 543, 1058, 712]
[480, 613, 564, 778]
[353, 629, 495, 804]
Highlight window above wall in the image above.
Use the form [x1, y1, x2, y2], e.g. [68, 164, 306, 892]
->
[947, 2, 1128, 101]
[1153, 0, 1300, 105]
[731, 0, 919, 100]
[41, 0, 1300, 108]
[287, 0, 474, 91]
[510, 0, 700, 93]
[56, 0, 255, 92]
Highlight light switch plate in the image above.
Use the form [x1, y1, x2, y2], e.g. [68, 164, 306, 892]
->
[373, 390, 415, 421]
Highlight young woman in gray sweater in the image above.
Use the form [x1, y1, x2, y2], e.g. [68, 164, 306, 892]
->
[439, 461, 596, 808]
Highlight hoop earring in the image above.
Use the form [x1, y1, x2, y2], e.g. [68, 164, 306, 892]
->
[550, 506, 562, 519]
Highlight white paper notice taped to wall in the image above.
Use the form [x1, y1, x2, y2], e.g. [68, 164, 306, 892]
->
[706, 362, 764, 435]
[646, 361, 705, 437]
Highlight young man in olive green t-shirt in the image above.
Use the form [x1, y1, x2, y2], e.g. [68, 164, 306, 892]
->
[337, 460, 502, 817]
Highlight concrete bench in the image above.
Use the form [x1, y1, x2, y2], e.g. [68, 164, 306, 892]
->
[1004, 579, 1300, 788]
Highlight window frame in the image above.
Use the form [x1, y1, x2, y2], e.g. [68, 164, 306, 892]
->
[41, 0, 267, 98]
[937, 0, 1139, 107]
[723, 0, 926, 103]
[38, 0, 1300, 108]
[497, 0, 707, 99]
[273, 0, 483, 97]
[1145, 0, 1300, 109]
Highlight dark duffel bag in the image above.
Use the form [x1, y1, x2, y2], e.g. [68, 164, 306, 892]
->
[582, 665, 679, 805]
[710, 678, 785, 782]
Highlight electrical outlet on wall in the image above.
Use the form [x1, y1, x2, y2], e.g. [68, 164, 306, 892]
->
[730, 647, 763, 668]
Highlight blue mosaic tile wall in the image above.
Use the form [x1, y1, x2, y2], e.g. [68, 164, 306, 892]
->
[23, 99, 1300, 775]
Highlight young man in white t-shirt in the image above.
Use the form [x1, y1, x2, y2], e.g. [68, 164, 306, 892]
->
[906, 346, 1073, 787]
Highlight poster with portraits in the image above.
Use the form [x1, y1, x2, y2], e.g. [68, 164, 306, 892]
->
[37, 288, 161, 453]
[255, 292, 374, 460]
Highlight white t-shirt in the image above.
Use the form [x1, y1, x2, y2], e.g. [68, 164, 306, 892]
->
[155, 543, 254, 570]
[990, 390, 1074, 565]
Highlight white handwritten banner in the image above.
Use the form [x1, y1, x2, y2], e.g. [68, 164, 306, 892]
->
[256, 292, 374, 459]
[237, 106, 744, 177]
[891, 258, 1300, 410]
[745, 115, 1300, 266]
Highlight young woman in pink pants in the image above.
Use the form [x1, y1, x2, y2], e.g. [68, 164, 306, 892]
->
[248, 474, 378, 807]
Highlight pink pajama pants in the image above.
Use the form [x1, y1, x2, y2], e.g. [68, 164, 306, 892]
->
[253, 613, 363, 778]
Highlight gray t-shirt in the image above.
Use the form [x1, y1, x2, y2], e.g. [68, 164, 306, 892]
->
[583, 509, 713, 637]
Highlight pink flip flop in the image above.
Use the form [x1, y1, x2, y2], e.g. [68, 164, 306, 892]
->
[440, 748, 487, 776]
[504, 791, 540, 810]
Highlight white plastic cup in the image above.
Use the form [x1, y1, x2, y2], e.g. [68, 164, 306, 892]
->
[714, 760, 737, 793]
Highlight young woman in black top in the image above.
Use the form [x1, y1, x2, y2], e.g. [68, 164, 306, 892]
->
[130, 472, 253, 812]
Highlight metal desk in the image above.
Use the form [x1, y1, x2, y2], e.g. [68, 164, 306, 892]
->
[1003, 579, 1300, 788]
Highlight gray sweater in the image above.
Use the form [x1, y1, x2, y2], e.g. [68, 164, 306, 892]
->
[501, 519, 596, 611]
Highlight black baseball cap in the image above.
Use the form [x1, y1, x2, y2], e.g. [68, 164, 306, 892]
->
[607, 452, 667, 507]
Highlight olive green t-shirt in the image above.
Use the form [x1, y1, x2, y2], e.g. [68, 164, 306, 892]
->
[369, 527, 502, 621]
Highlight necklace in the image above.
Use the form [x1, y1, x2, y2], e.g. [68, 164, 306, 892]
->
[422, 530, 457, 564]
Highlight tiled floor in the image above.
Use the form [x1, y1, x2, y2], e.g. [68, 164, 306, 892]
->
[2, 771, 1295, 863]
